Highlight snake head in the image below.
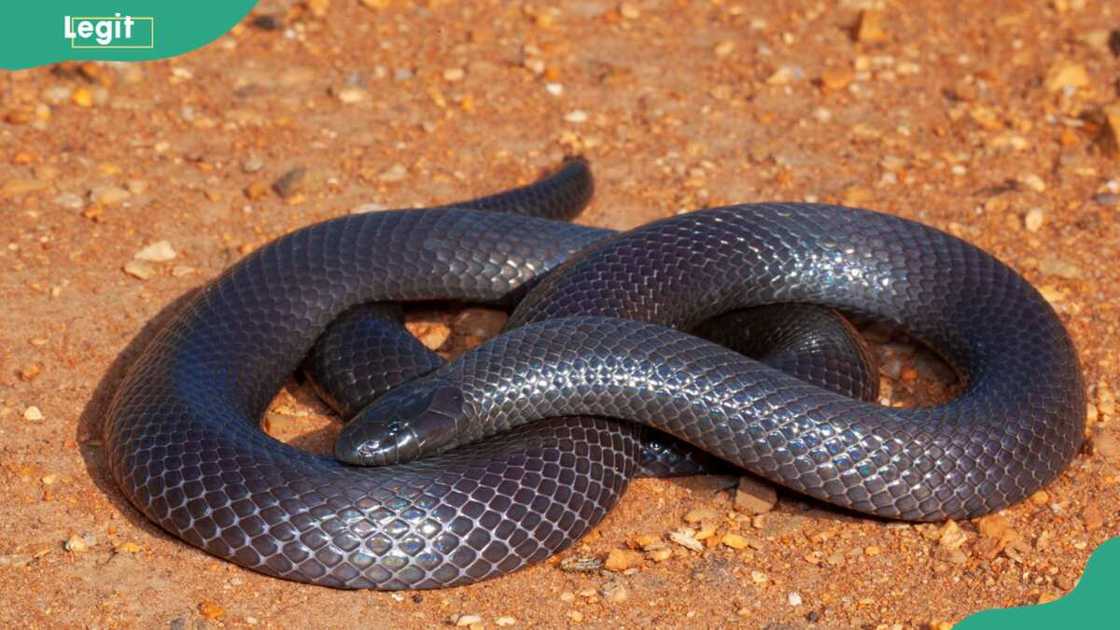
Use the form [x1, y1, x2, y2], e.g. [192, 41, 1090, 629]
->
[335, 382, 464, 466]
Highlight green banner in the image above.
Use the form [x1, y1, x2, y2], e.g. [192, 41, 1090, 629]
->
[0, 1, 257, 70]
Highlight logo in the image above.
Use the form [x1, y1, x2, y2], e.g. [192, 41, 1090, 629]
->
[64, 14, 154, 49]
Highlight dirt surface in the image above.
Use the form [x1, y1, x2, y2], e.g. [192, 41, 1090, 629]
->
[2, 1, 1119, 628]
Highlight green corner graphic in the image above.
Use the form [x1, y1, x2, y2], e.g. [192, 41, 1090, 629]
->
[958, 536, 1118, 628]
[1, 2, 257, 70]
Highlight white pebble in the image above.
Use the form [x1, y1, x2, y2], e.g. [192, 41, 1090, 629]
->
[564, 110, 588, 124]
[788, 592, 803, 606]
[133, 241, 177, 262]
[23, 406, 44, 422]
[545, 82, 564, 96]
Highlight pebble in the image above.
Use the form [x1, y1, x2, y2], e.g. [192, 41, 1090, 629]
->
[133, 241, 177, 262]
[560, 556, 603, 573]
[1024, 208, 1045, 232]
[72, 87, 94, 107]
[600, 579, 629, 603]
[23, 405, 44, 422]
[1, 179, 49, 198]
[495, 617, 516, 627]
[454, 614, 482, 627]
[1091, 428, 1120, 462]
[64, 533, 90, 553]
[604, 548, 643, 571]
[819, 67, 853, 90]
[334, 85, 369, 104]
[1044, 60, 1090, 92]
[89, 185, 130, 207]
[453, 308, 507, 339]
[198, 601, 225, 621]
[721, 533, 750, 550]
[619, 3, 640, 19]
[669, 529, 704, 552]
[545, 83, 564, 96]
[242, 155, 264, 173]
[123, 260, 157, 280]
[750, 570, 768, 585]
[788, 592, 803, 607]
[351, 202, 387, 214]
[937, 520, 969, 564]
[54, 192, 84, 209]
[379, 164, 408, 182]
[734, 476, 777, 514]
[244, 181, 270, 200]
[272, 167, 308, 199]
[855, 10, 887, 44]
[1038, 257, 1083, 280]
[1081, 504, 1103, 530]
[1018, 173, 1046, 193]
[713, 41, 736, 58]
[408, 321, 451, 350]
[564, 110, 589, 124]
[443, 68, 465, 82]
[765, 65, 800, 86]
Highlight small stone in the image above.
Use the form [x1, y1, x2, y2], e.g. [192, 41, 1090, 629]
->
[123, 260, 157, 280]
[443, 68, 465, 82]
[619, 3, 640, 19]
[568, 611, 583, 623]
[72, 87, 94, 107]
[604, 548, 643, 571]
[765, 65, 799, 86]
[306, 0, 330, 18]
[721, 533, 750, 549]
[54, 192, 84, 209]
[600, 579, 629, 603]
[1090, 427, 1120, 461]
[64, 533, 88, 553]
[116, 542, 142, 554]
[242, 155, 264, 173]
[545, 83, 564, 96]
[939, 520, 968, 550]
[819, 67, 854, 90]
[1019, 173, 1046, 192]
[750, 570, 768, 585]
[335, 85, 369, 104]
[453, 308, 507, 339]
[1081, 504, 1103, 530]
[133, 241, 177, 262]
[198, 602, 225, 621]
[1, 179, 49, 198]
[244, 181, 270, 200]
[714, 41, 736, 58]
[734, 476, 777, 514]
[272, 167, 308, 199]
[559, 591, 575, 603]
[1038, 257, 1083, 280]
[1044, 60, 1090, 92]
[864, 545, 881, 556]
[455, 614, 482, 627]
[564, 110, 588, 124]
[407, 321, 451, 350]
[854, 10, 888, 44]
[495, 617, 516, 627]
[23, 406, 44, 422]
[90, 185, 130, 207]
[560, 556, 603, 573]
[683, 508, 720, 524]
[788, 592, 803, 607]
[379, 164, 408, 182]
[1024, 208, 1045, 232]
[669, 529, 704, 552]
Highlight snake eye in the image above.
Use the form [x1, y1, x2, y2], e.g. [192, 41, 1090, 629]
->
[334, 383, 464, 466]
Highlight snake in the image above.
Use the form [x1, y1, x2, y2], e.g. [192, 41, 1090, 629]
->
[103, 159, 1085, 589]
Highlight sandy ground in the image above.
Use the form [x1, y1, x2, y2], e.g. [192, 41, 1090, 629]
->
[2, 0, 1119, 628]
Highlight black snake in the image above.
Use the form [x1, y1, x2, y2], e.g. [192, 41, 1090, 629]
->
[103, 159, 1084, 589]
